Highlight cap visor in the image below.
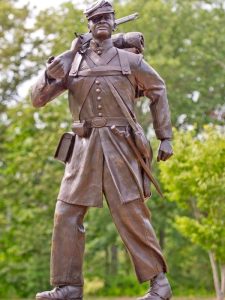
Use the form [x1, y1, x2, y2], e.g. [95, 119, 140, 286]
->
[87, 10, 114, 20]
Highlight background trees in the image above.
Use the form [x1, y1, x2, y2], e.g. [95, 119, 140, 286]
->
[0, 0, 224, 298]
[159, 126, 225, 300]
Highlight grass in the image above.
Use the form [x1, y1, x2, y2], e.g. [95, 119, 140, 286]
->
[84, 296, 216, 300]
[1, 297, 216, 300]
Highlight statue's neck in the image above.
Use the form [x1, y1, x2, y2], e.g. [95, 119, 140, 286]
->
[90, 38, 113, 52]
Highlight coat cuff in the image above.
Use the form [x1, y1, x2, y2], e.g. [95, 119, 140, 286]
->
[154, 125, 172, 140]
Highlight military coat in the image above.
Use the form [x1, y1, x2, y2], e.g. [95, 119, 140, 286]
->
[31, 39, 172, 207]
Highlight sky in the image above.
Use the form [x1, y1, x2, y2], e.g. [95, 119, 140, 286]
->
[18, 0, 86, 10]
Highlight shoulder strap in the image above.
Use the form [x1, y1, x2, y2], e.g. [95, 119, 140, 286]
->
[78, 66, 123, 77]
[69, 52, 83, 77]
[117, 49, 131, 75]
[70, 49, 131, 77]
[105, 77, 137, 132]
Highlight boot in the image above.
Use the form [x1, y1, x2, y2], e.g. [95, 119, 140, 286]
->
[36, 285, 83, 300]
[137, 273, 172, 300]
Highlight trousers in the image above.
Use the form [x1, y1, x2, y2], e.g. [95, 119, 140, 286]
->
[50, 163, 167, 286]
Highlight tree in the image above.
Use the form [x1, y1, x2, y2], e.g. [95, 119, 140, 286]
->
[159, 126, 225, 299]
[0, 0, 33, 105]
[117, 0, 225, 127]
[0, 96, 70, 297]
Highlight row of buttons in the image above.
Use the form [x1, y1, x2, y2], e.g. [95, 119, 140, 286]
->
[95, 80, 103, 117]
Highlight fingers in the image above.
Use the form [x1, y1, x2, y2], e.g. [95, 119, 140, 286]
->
[162, 151, 173, 161]
[47, 67, 65, 79]
[157, 150, 163, 162]
[157, 150, 173, 162]
[48, 59, 63, 73]
[157, 150, 168, 161]
[70, 37, 83, 51]
[49, 66, 65, 78]
[161, 151, 168, 161]
[166, 152, 173, 160]
[47, 57, 60, 69]
[47, 59, 65, 79]
[157, 140, 173, 162]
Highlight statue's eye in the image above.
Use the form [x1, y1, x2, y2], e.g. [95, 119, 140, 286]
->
[92, 16, 101, 23]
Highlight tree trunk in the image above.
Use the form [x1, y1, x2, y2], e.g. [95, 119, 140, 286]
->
[123, 248, 132, 275]
[111, 245, 118, 276]
[105, 247, 110, 279]
[159, 228, 165, 250]
[221, 265, 225, 296]
[209, 251, 224, 300]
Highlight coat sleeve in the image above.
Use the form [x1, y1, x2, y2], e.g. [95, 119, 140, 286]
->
[134, 57, 172, 140]
[30, 70, 67, 108]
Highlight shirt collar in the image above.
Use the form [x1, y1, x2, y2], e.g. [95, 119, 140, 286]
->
[89, 38, 113, 55]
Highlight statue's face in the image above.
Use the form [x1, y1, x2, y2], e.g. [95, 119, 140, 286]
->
[88, 13, 115, 40]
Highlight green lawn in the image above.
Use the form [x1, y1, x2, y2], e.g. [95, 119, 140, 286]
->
[0, 296, 216, 300]
[84, 297, 216, 300]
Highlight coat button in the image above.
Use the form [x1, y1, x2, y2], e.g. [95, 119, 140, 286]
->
[96, 88, 101, 93]
[97, 105, 102, 109]
[98, 112, 103, 117]
[97, 96, 101, 100]
[95, 80, 100, 85]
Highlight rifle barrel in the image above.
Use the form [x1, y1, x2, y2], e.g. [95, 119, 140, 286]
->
[115, 13, 139, 26]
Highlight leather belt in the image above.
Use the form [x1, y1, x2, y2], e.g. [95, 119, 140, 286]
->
[81, 117, 129, 128]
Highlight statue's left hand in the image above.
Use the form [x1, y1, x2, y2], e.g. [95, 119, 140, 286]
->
[157, 139, 173, 162]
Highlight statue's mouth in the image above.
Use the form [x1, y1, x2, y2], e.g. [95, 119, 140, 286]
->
[96, 24, 108, 30]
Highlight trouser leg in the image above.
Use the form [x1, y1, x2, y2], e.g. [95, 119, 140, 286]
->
[103, 164, 167, 283]
[50, 200, 88, 286]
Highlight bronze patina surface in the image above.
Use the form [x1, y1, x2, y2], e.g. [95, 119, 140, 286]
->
[31, 1, 173, 299]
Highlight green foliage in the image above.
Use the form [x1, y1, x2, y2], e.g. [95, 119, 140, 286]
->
[0, 96, 70, 297]
[118, 0, 225, 127]
[0, 0, 32, 105]
[159, 126, 225, 262]
[33, 2, 87, 55]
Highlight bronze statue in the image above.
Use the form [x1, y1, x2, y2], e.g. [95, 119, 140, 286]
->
[31, 1, 173, 299]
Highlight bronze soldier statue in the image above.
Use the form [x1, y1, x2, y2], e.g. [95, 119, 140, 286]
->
[31, 1, 173, 299]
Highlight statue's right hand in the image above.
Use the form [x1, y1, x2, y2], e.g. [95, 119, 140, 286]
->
[70, 36, 83, 52]
[46, 57, 64, 80]
[46, 38, 82, 80]
[46, 50, 73, 79]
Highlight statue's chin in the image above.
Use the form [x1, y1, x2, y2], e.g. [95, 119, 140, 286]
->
[94, 31, 111, 41]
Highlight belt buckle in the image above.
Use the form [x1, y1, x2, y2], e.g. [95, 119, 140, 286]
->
[92, 117, 107, 128]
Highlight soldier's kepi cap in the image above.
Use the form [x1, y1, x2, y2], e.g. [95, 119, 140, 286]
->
[84, 0, 115, 20]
